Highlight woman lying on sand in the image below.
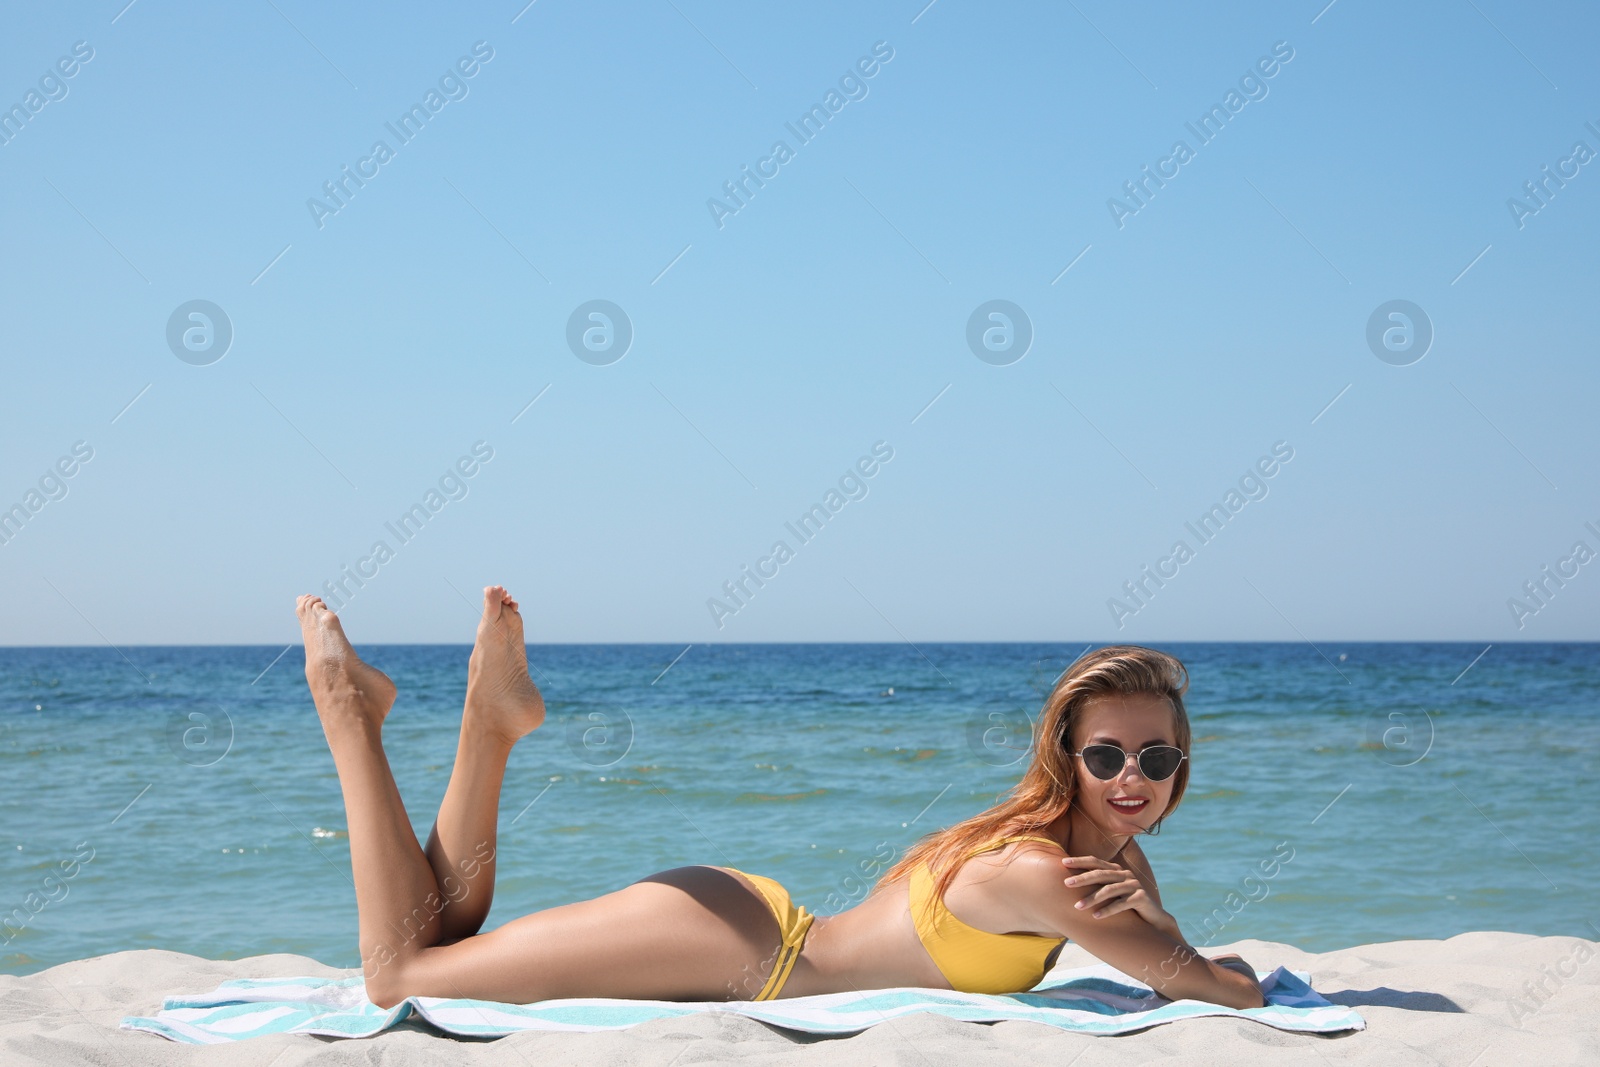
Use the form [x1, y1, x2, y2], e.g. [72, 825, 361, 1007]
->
[296, 585, 1264, 1010]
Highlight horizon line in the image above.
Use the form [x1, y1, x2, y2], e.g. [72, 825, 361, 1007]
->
[0, 638, 1594, 649]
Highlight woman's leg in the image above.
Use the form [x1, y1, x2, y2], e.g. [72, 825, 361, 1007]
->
[371, 866, 785, 1007]
[422, 586, 545, 941]
[299, 590, 789, 1007]
[296, 594, 449, 993]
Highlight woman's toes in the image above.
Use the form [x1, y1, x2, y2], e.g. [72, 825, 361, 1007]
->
[296, 593, 395, 730]
[465, 584, 542, 740]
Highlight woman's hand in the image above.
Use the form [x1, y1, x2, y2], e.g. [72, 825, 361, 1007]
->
[1062, 855, 1180, 939]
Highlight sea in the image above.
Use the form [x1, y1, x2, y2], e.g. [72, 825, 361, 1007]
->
[1, 642, 1595, 975]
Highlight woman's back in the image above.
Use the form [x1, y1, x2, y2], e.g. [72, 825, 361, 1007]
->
[908, 834, 1068, 994]
[794, 833, 1067, 997]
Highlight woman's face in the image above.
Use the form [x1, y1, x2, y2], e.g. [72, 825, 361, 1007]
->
[1069, 693, 1181, 838]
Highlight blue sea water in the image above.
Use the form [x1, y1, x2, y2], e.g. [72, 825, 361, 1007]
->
[1, 642, 1596, 976]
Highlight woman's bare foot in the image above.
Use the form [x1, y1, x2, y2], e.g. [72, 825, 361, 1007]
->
[296, 594, 397, 736]
[466, 585, 545, 746]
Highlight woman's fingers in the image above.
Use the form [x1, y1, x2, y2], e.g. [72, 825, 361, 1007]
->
[1063, 868, 1123, 888]
[1095, 890, 1148, 918]
[1073, 884, 1109, 908]
[1063, 858, 1133, 883]
[1075, 879, 1142, 911]
[1062, 858, 1149, 920]
[1091, 897, 1134, 919]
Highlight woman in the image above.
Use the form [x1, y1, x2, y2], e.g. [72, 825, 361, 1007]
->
[296, 586, 1264, 1011]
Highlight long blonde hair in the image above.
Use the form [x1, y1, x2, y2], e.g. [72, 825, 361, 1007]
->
[871, 644, 1192, 902]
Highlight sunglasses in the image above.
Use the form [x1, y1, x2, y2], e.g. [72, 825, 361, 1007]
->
[1072, 744, 1186, 782]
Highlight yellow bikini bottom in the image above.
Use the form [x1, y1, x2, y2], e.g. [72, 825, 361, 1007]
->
[717, 866, 815, 1000]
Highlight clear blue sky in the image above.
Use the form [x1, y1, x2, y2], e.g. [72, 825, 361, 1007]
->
[1, 0, 1596, 644]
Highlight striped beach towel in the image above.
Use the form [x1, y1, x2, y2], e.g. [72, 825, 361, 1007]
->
[120, 963, 1364, 1043]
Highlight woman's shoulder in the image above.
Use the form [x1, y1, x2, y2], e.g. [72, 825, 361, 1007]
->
[930, 830, 1065, 889]
[960, 833, 1069, 889]
[982, 830, 1067, 859]
[978, 839, 1076, 938]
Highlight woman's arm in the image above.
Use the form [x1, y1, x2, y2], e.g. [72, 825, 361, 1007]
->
[1061, 847, 1181, 941]
[1019, 857, 1265, 1010]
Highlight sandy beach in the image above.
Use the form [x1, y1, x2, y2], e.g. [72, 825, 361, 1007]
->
[2, 930, 1592, 1065]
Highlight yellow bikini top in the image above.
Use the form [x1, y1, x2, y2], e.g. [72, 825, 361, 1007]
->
[909, 834, 1067, 995]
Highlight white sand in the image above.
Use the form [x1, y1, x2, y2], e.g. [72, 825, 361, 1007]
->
[3, 931, 1596, 1065]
